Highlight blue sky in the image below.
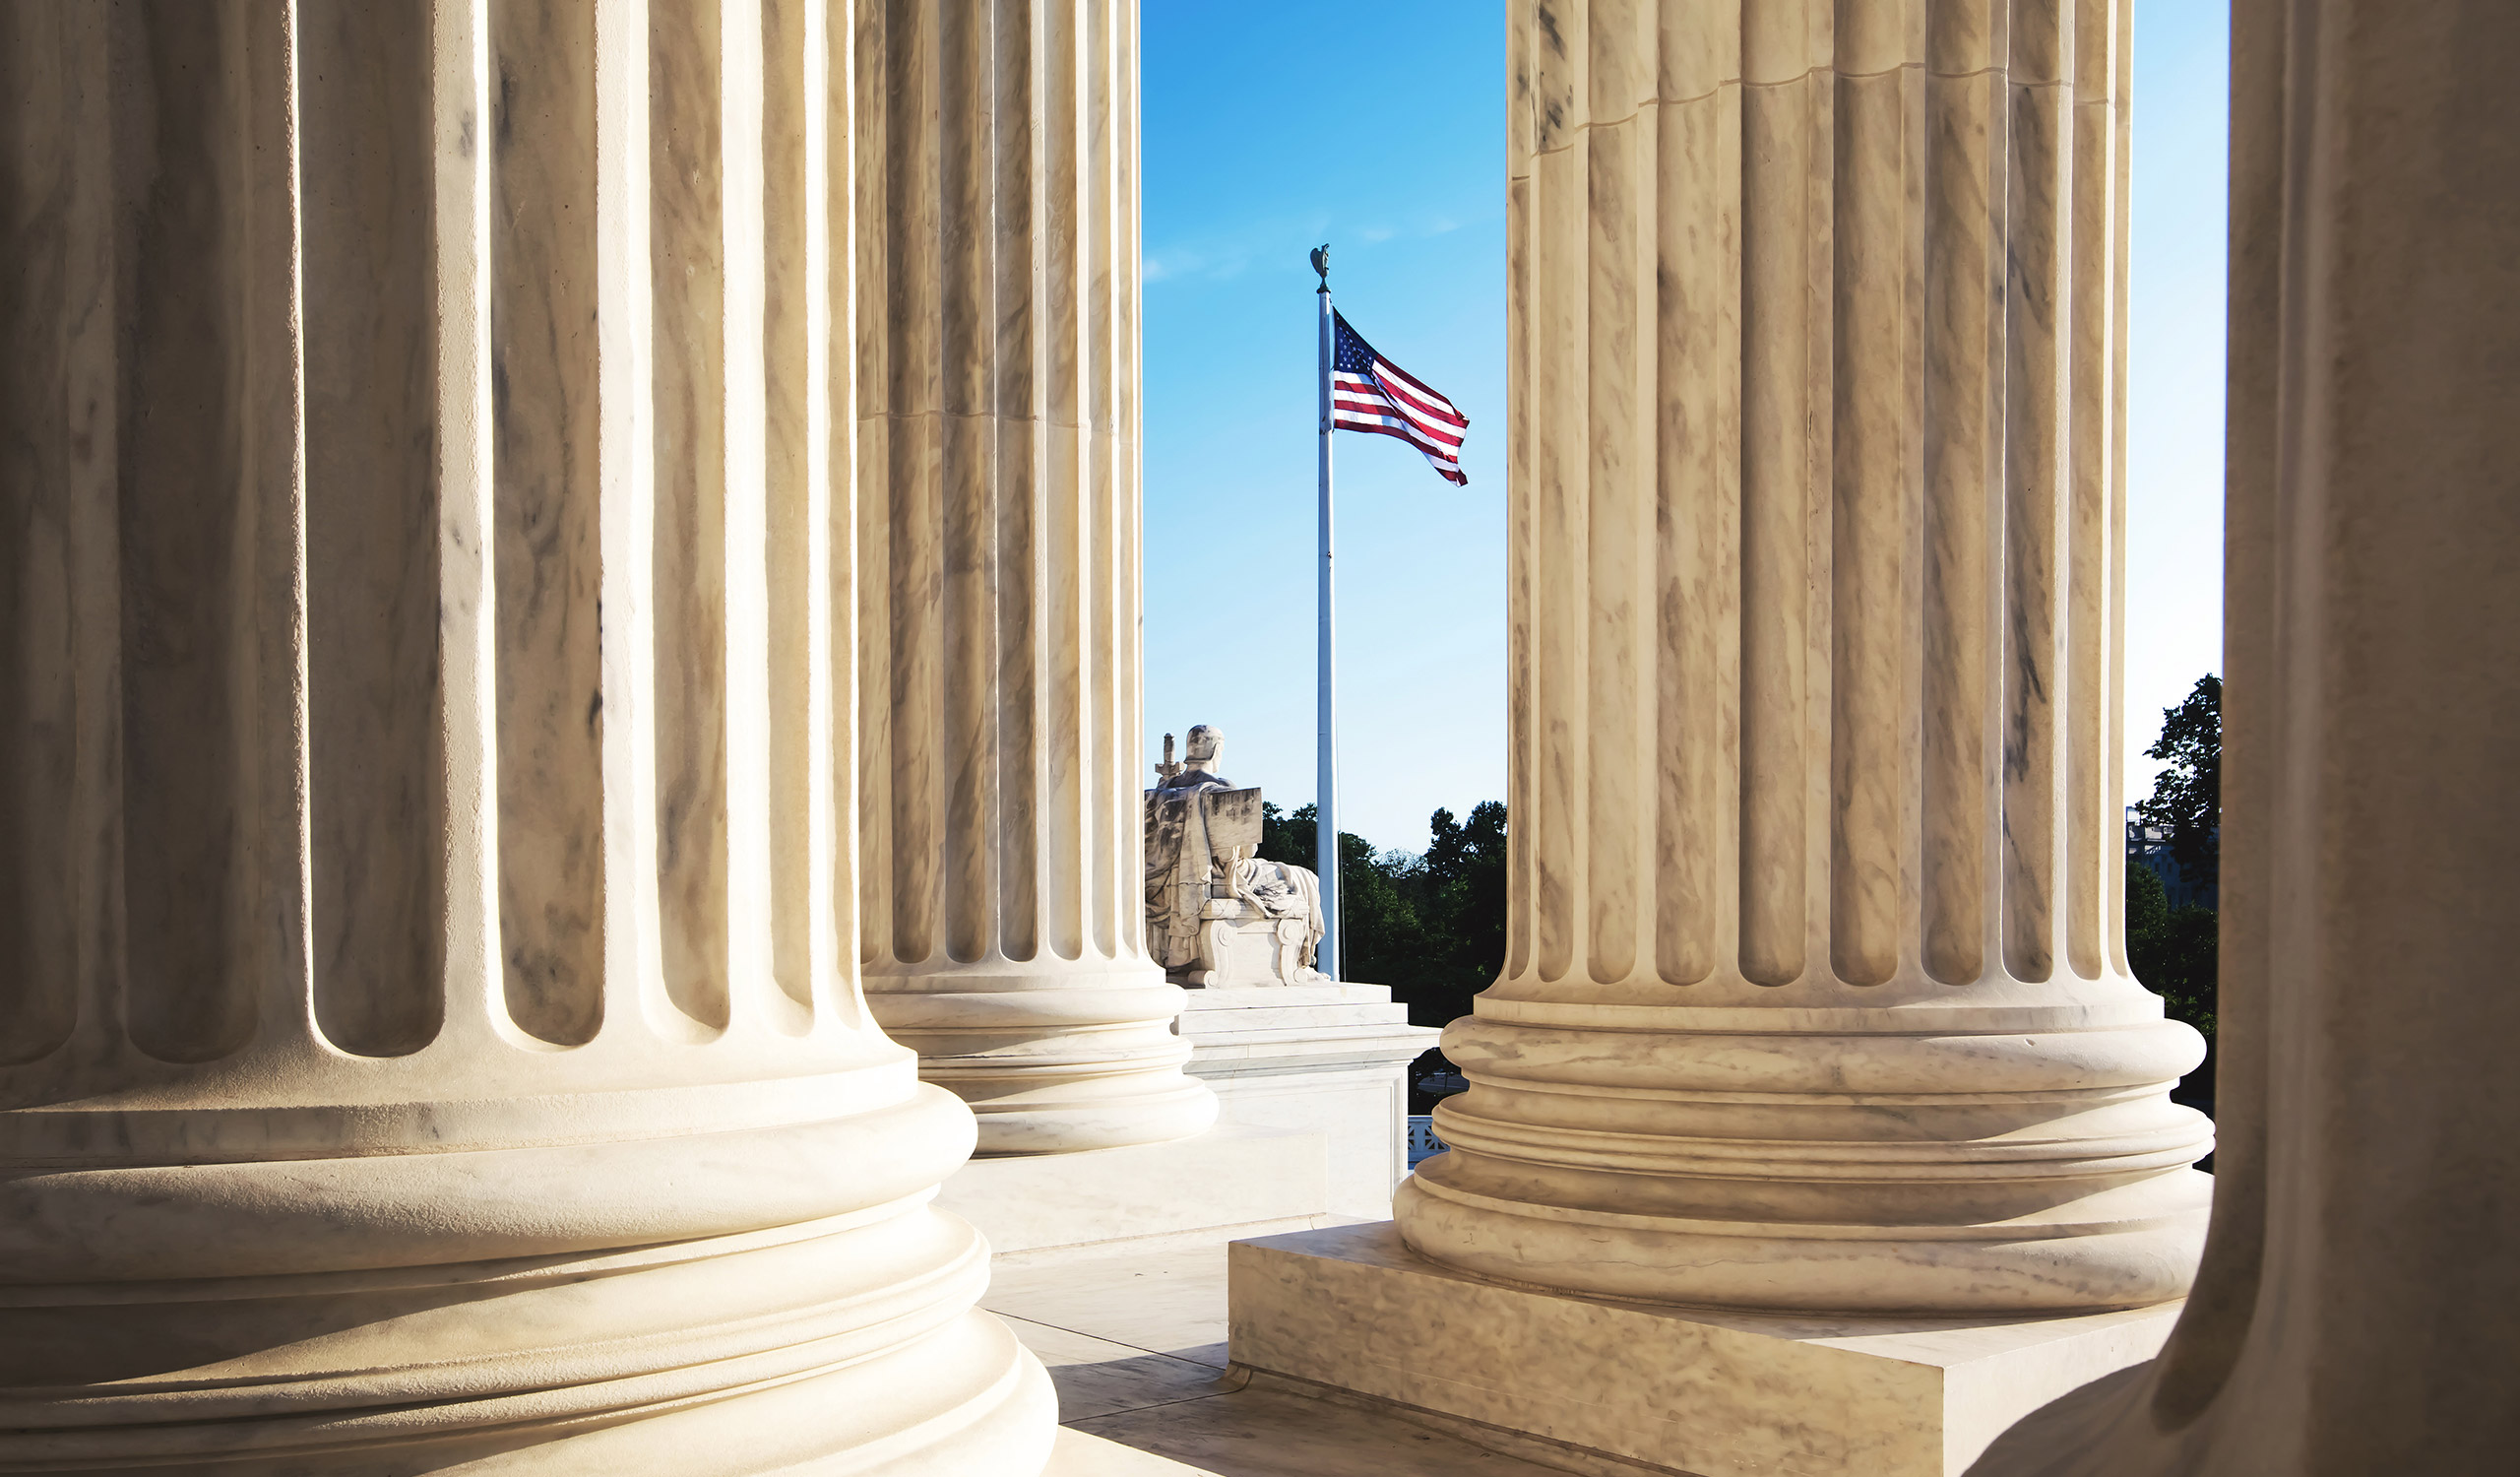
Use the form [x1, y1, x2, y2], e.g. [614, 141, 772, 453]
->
[1141, 1, 2230, 853]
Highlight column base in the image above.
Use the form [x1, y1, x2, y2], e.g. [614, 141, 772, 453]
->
[1179, 983, 1440, 1218]
[0, 1081, 1061, 1474]
[938, 1124, 1331, 1256]
[868, 974, 1222, 1155]
[1227, 1221, 2182, 1477]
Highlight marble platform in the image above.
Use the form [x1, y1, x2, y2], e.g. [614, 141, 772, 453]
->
[1047, 1428, 1222, 1474]
[997, 1232, 1580, 1475]
[1179, 984, 1440, 1218]
[938, 1124, 1333, 1255]
[1228, 1221, 2186, 1477]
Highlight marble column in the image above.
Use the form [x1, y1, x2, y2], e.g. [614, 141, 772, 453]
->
[0, 3, 1052, 1470]
[853, 0, 1217, 1154]
[1980, 1, 2520, 1469]
[1397, 0, 2212, 1314]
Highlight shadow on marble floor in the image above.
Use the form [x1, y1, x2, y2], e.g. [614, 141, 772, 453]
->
[992, 1235, 1584, 1476]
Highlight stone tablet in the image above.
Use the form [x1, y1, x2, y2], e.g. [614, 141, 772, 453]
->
[1202, 787, 1264, 864]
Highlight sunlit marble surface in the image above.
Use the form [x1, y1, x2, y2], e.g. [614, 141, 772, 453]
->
[1004, 1235, 1580, 1477]
[940, 1124, 1334, 1256]
[1234, 1222, 2182, 1477]
[1395, 0, 2208, 1318]
[1182, 984, 1439, 1218]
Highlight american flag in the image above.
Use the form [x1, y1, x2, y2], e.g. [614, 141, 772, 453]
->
[1331, 311, 1469, 485]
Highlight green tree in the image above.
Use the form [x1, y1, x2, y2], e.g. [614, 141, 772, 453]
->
[1257, 801, 1315, 871]
[1255, 801, 1433, 996]
[2126, 674, 2222, 1111]
[1257, 800, 1509, 1029]
[2125, 861, 2217, 1041]
[2136, 674, 2222, 895]
[1417, 803, 1508, 1023]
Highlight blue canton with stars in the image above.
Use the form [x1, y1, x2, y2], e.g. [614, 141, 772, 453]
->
[1332, 313, 1381, 374]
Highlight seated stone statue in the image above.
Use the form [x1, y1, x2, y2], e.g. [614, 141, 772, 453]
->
[1143, 725, 1327, 987]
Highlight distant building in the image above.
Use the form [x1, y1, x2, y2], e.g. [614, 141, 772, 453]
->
[2128, 805, 2219, 911]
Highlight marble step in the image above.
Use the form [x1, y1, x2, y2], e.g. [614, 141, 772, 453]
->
[1178, 1003, 1415, 1033]
[1181, 985, 1396, 1008]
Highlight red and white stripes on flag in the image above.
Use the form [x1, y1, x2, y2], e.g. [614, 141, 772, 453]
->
[1330, 311, 1469, 485]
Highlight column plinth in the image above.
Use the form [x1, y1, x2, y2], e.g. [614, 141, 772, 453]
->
[1390, 0, 2209, 1316]
[852, 0, 1215, 1156]
[0, 3, 1053, 1468]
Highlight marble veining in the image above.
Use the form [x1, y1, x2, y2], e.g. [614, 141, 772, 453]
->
[856, 0, 1214, 1157]
[0, 5, 1058, 1469]
[1402, 0, 2208, 1316]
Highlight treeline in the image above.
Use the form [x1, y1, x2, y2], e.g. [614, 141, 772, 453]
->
[2128, 864, 2217, 1044]
[1255, 801, 1506, 1029]
[1254, 668, 2221, 1115]
[2130, 674, 2223, 1108]
[1252, 798, 2223, 1051]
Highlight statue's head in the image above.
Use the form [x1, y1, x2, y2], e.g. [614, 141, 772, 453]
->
[1184, 725, 1222, 764]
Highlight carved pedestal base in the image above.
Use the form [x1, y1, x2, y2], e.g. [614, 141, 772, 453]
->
[1172, 900, 1322, 988]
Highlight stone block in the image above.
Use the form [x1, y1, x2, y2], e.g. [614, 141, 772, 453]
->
[1228, 1221, 2183, 1477]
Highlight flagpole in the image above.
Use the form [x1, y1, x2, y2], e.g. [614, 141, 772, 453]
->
[1312, 247, 1341, 981]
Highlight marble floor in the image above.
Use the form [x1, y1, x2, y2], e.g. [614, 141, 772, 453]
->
[1007, 1233, 1581, 1476]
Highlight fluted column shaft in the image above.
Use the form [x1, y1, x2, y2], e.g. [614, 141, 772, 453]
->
[1984, 2, 2520, 1470]
[0, 3, 1051, 1469]
[853, 0, 1215, 1154]
[1396, 0, 2210, 1314]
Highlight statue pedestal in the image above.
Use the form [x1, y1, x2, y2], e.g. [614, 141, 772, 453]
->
[1176, 898, 1319, 987]
[1180, 985, 1439, 1219]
